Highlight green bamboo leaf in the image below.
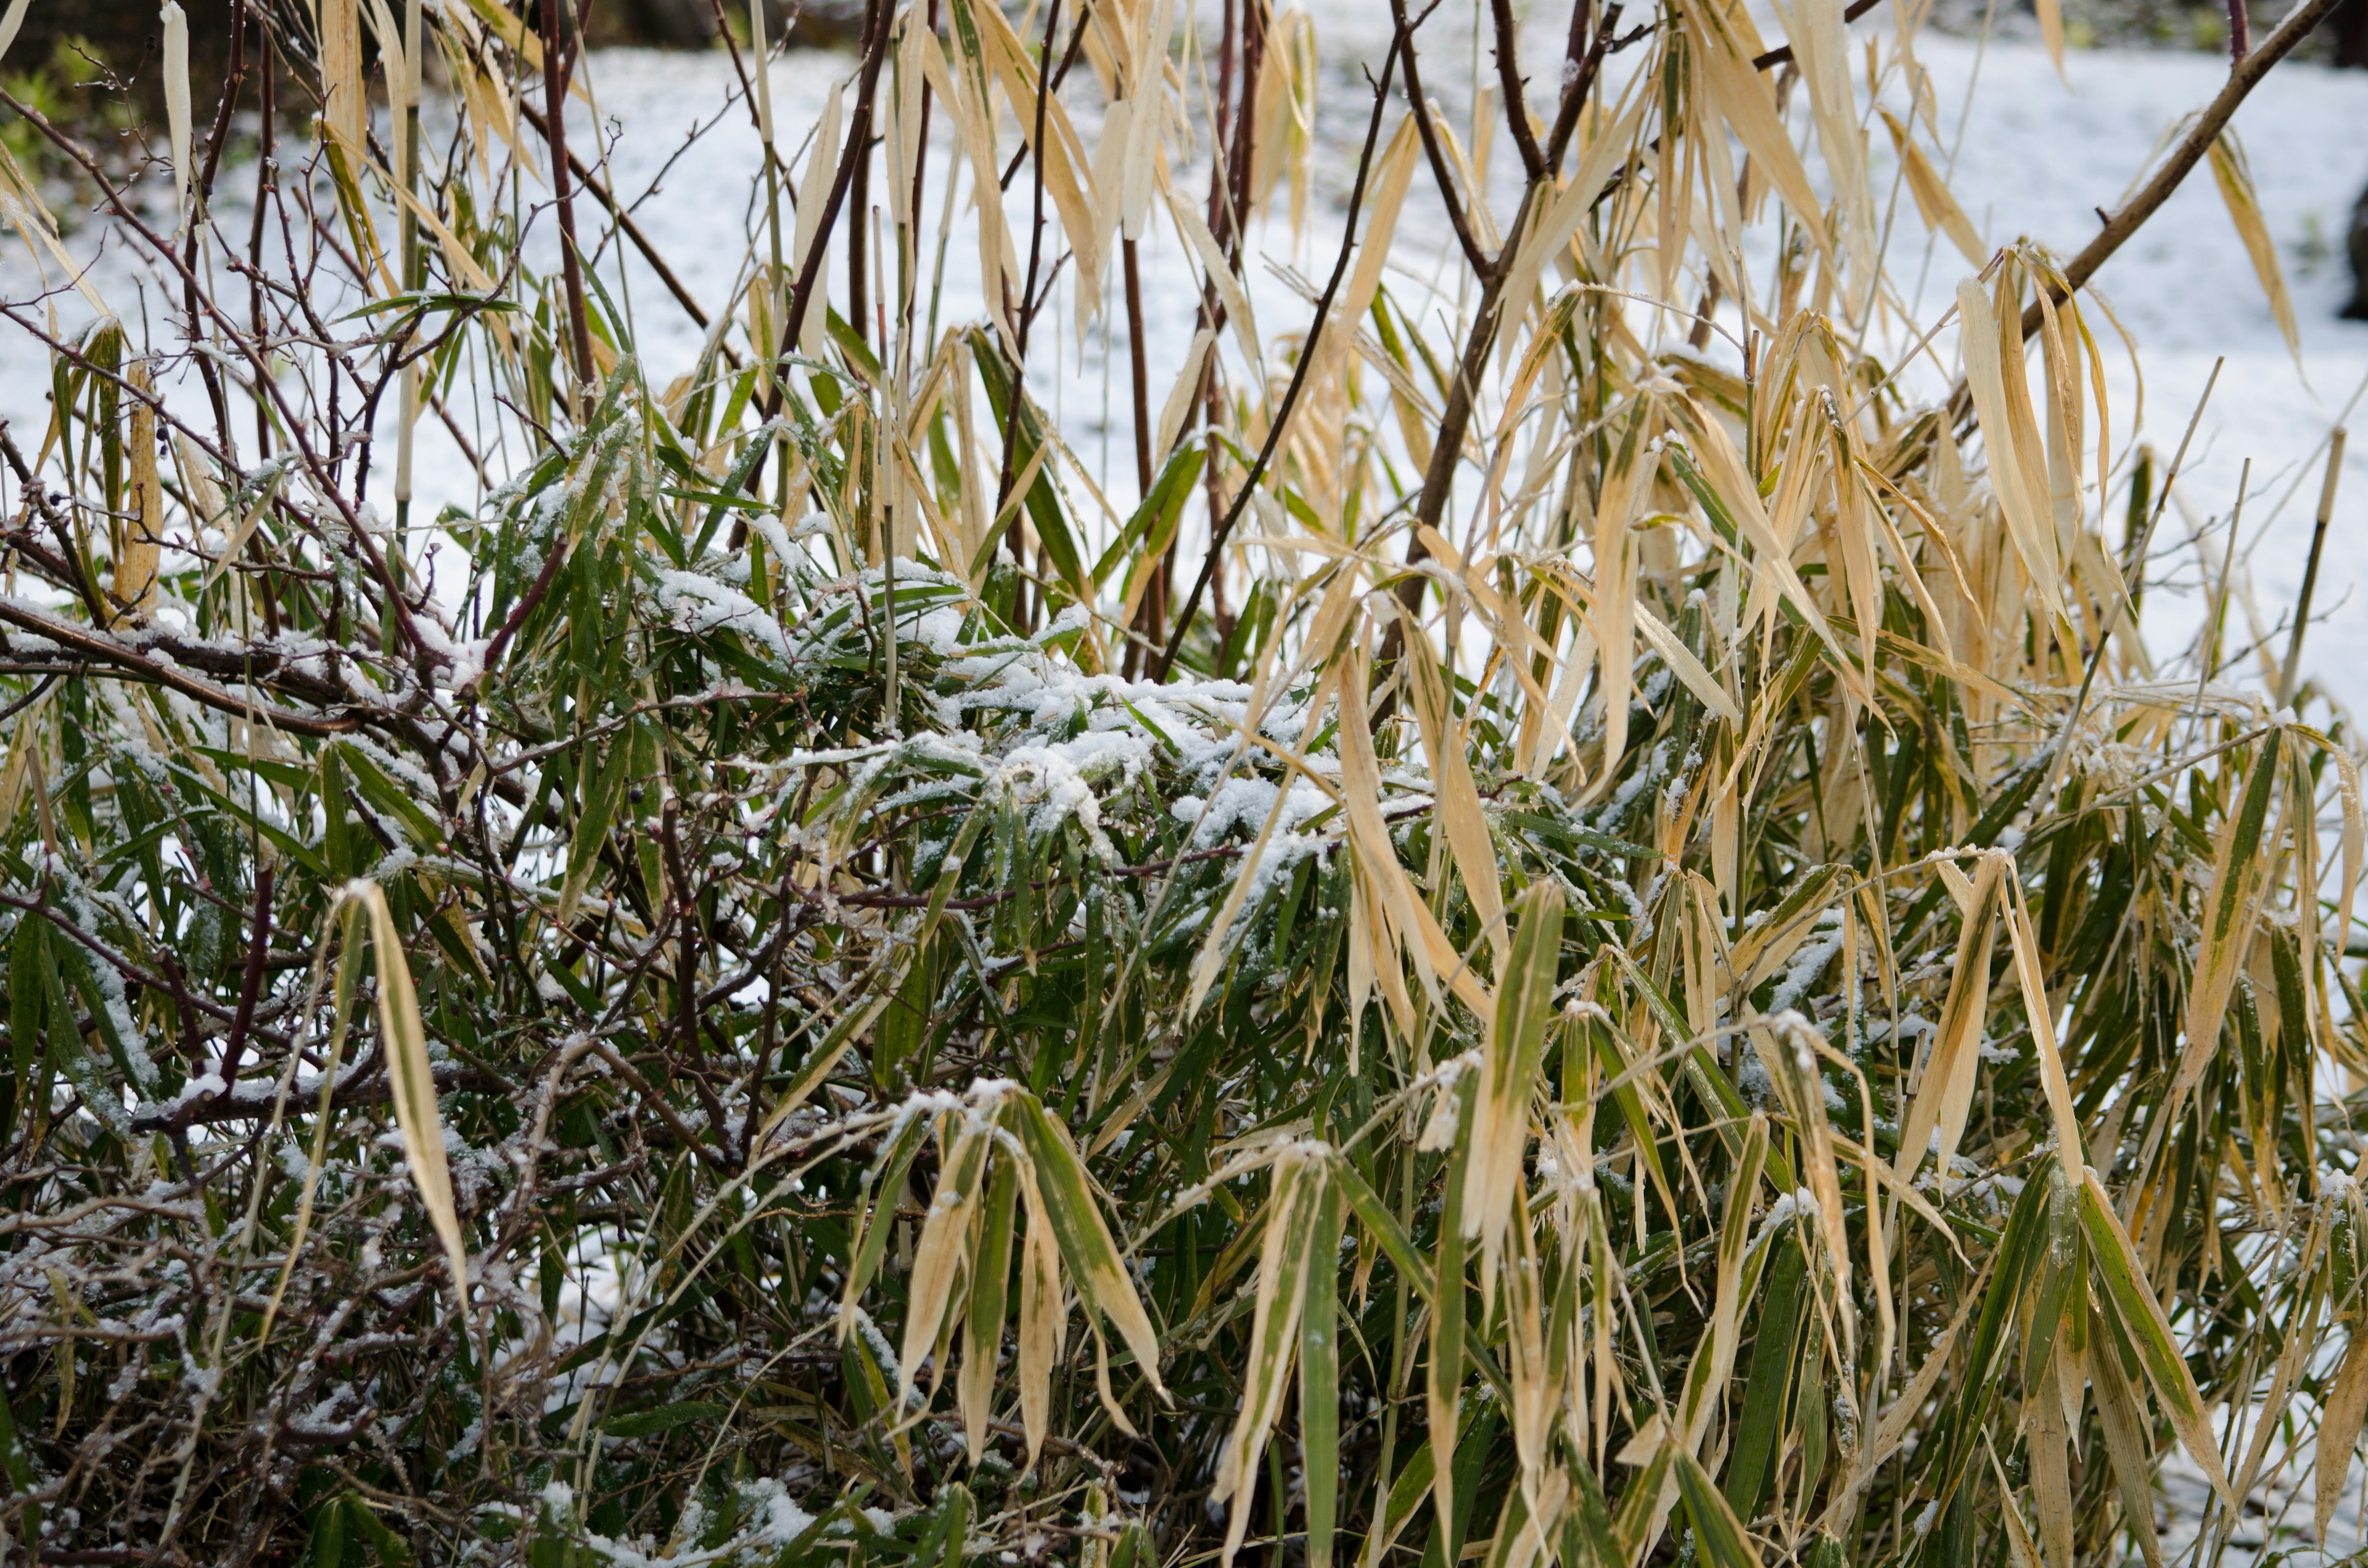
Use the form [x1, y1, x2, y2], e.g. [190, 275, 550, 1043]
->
[1428, 1072, 1474, 1555]
[342, 1494, 416, 1566]
[1724, 1233, 1806, 1524]
[968, 329, 1090, 605]
[2078, 1167, 2233, 1504]
[958, 1152, 1020, 1459]
[1092, 441, 1206, 588]
[1006, 1090, 1166, 1399]
[1674, 1449, 1766, 1568]
[334, 742, 443, 853]
[1463, 879, 1564, 1249]
[10, 914, 45, 1088]
[602, 1401, 730, 1437]
[558, 737, 634, 922]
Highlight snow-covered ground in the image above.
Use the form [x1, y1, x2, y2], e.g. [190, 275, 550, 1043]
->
[423, 24, 2368, 718]
[7, 12, 2367, 708]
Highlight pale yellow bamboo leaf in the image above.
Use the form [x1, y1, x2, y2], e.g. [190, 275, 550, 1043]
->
[900, 1119, 988, 1410]
[1986, 1439, 2048, 1568]
[1634, 601, 1742, 725]
[1016, 1162, 1062, 1465]
[1169, 191, 1260, 372]
[791, 84, 844, 358]
[2029, 1348, 2074, 1568]
[2320, 1329, 2368, 1542]
[352, 880, 470, 1303]
[318, 0, 367, 154]
[1186, 669, 1339, 1015]
[1772, 0, 1875, 287]
[2092, 1311, 2166, 1568]
[1214, 1152, 1318, 1567]
[1156, 328, 1216, 462]
[1675, 0, 1831, 255]
[2034, 0, 2066, 72]
[976, 0, 1103, 315]
[1958, 277, 2068, 623]
[1877, 107, 1985, 268]
[2004, 875, 2086, 1169]
[1894, 856, 2000, 1185]
[1116, 0, 1175, 242]
[1323, 115, 1418, 364]
[1409, 653, 1506, 968]
[161, 2, 192, 230]
[118, 362, 162, 622]
[1496, 84, 1650, 316]
[2208, 134, 2301, 363]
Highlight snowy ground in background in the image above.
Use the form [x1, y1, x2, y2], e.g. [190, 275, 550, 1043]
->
[6, 13, 2367, 700]
[512, 22, 2368, 711]
[10, 15, 2367, 703]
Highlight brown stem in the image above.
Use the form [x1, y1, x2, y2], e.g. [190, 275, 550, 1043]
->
[2013, 0, 2340, 343]
[250, 23, 276, 465]
[184, 0, 245, 448]
[1392, 0, 1492, 279]
[212, 867, 276, 1099]
[989, 0, 1065, 547]
[1125, 239, 1153, 494]
[1750, 0, 1880, 67]
[1544, 1, 1619, 173]
[763, 0, 895, 416]
[1377, 168, 1552, 673]
[540, 0, 598, 392]
[849, 124, 871, 345]
[1489, 0, 1546, 181]
[472, 535, 573, 692]
[911, 0, 940, 258]
[0, 597, 363, 737]
[1154, 40, 1404, 677]
[517, 97, 731, 359]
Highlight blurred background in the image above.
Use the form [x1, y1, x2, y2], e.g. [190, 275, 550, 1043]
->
[16, 0, 2364, 93]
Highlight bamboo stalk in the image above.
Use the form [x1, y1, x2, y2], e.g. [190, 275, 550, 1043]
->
[394, 0, 424, 548]
[2276, 428, 2348, 708]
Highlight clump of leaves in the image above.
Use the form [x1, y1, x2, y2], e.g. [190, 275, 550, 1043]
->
[0, 0, 2361, 1562]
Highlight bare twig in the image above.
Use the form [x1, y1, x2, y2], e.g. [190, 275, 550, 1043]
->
[210, 869, 277, 1098]
[1489, 0, 1547, 181]
[540, 0, 598, 390]
[1389, 0, 1491, 280]
[1155, 38, 1405, 676]
[2015, 0, 2343, 340]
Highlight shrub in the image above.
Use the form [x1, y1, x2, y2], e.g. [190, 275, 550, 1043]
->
[0, 0, 2359, 1562]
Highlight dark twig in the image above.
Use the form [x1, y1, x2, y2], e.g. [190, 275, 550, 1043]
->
[1390, 0, 1491, 279]
[1489, 0, 1547, 181]
[2012, 0, 2342, 342]
[1543, 2, 1621, 173]
[211, 868, 277, 1099]
[469, 535, 573, 695]
[540, 0, 598, 391]
[1154, 38, 1405, 676]
[517, 97, 734, 361]
[763, 0, 895, 415]
[989, 0, 1067, 567]
[1751, 0, 1880, 68]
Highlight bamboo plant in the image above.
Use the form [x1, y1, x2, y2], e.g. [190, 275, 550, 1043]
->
[0, 0, 2359, 1562]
